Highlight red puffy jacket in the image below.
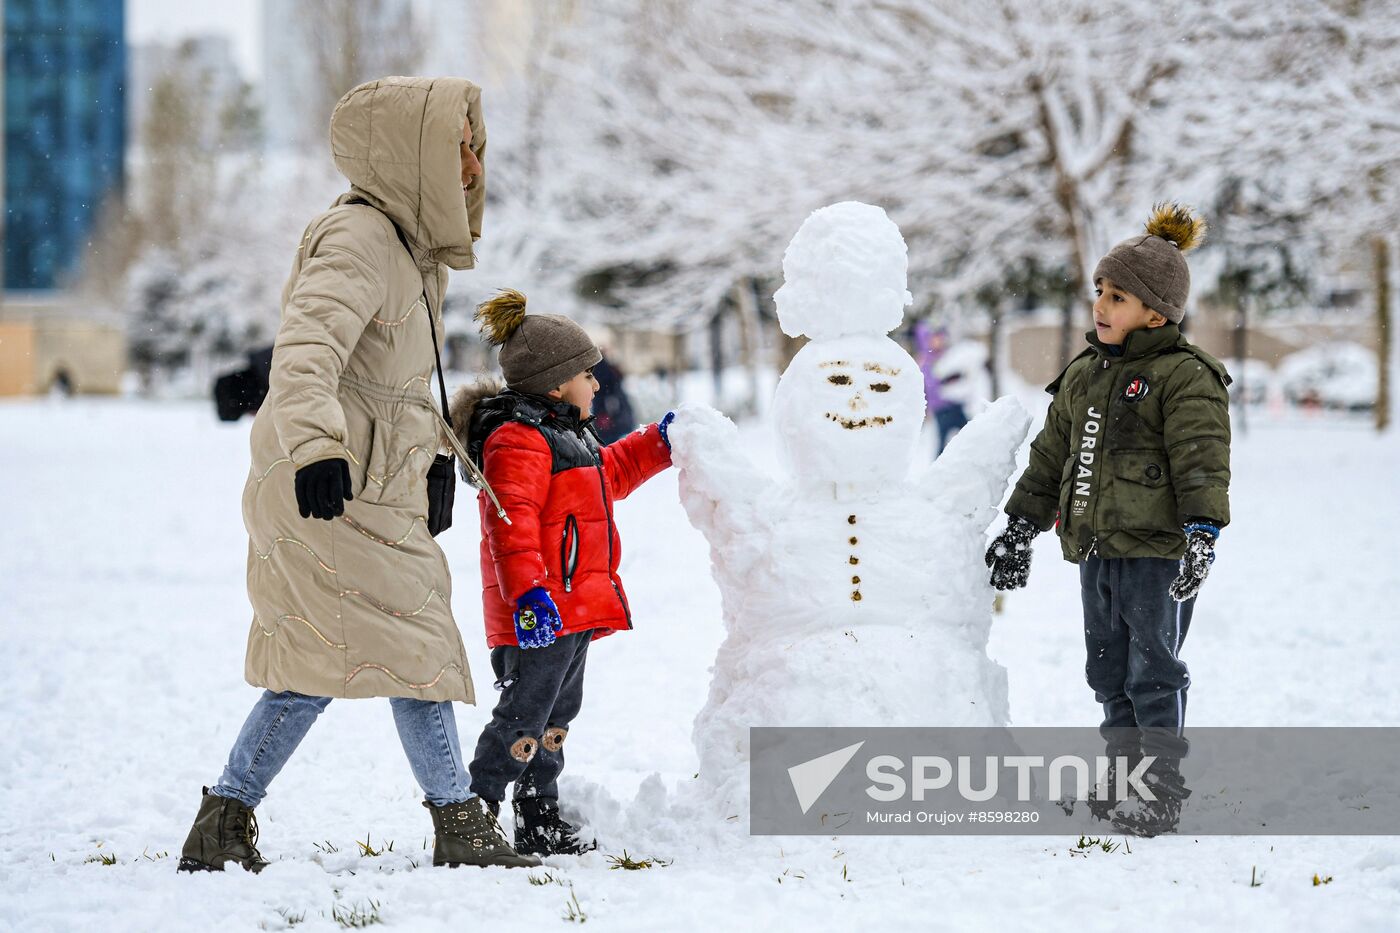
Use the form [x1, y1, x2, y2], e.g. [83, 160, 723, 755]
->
[467, 391, 672, 648]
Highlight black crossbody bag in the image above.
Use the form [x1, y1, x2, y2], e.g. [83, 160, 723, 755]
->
[347, 197, 455, 536]
[422, 307, 456, 537]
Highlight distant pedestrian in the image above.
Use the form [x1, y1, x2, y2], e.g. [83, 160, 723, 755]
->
[590, 353, 638, 444]
[912, 321, 968, 455]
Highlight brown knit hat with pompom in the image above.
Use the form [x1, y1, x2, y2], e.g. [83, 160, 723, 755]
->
[475, 289, 601, 395]
[1093, 203, 1207, 323]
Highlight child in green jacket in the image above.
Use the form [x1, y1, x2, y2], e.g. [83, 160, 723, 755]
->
[986, 203, 1232, 833]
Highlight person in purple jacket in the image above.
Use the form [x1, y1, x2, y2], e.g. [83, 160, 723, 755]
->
[912, 320, 969, 456]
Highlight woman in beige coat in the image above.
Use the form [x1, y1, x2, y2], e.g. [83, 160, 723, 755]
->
[179, 77, 537, 873]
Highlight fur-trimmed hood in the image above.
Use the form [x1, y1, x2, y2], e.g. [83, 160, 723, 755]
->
[449, 376, 505, 470]
[449, 381, 596, 487]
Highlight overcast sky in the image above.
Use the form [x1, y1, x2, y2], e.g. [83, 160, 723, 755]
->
[126, 0, 262, 82]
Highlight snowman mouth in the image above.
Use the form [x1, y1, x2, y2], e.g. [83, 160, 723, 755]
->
[825, 413, 893, 430]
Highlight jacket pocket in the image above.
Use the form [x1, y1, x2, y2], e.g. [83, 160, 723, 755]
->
[559, 514, 580, 593]
[361, 417, 394, 505]
[1108, 449, 1177, 531]
[1113, 450, 1171, 488]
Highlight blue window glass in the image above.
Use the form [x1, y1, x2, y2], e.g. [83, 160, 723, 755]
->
[3, 0, 126, 291]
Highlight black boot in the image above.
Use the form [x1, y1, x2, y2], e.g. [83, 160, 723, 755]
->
[424, 797, 541, 868]
[513, 797, 597, 857]
[177, 787, 269, 874]
[1110, 791, 1185, 837]
[1111, 759, 1190, 837]
[1084, 756, 1123, 824]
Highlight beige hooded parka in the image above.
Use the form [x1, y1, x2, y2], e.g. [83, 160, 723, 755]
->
[241, 77, 486, 702]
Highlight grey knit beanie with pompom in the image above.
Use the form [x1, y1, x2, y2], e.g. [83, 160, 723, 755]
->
[474, 289, 601, 395]
[1093, 203, 1208, 323]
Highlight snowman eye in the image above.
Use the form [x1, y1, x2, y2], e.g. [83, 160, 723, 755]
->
[870, 382, 891, 392]
[828, 374, 852, 386]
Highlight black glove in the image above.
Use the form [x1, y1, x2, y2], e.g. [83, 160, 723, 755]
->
[1169, 522, 1219, 602]
[985, 515, 1040, 591]
[294, 458, 353, 520]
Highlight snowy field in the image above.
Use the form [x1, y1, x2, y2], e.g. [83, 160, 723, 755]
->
[3, 396, 1399, 932]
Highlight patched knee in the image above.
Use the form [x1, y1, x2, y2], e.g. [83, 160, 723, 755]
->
[510, 735, 539, 763]
[542, 726, 567, 752]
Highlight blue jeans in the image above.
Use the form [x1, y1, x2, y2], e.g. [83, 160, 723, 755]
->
[209, 690, 471, 809]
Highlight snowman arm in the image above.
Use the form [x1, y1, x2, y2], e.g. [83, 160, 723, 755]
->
[916, 396, 1032, 521]
[1004, 391, 1073, 530]
[667, 403, 773, 530]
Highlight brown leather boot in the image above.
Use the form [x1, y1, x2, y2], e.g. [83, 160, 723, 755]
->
[424, 797, 541, 868]
[177, 787, 269, 874]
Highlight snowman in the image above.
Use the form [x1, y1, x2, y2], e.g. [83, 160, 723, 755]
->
[666, 202, 1031, 819]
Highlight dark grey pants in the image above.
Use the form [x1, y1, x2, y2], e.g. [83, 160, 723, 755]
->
[468, 629, 591, 803]
[1080, 556, 1195, 757]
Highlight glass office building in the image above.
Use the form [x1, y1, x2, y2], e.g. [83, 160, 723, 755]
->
[3, 0, 126, 291]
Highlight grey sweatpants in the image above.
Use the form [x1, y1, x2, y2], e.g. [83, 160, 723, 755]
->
[1080, 555, 1195, 757]
[468, 629, 592, 803]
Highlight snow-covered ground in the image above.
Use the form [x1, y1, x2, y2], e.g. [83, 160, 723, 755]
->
[3, 396, 1399, 932]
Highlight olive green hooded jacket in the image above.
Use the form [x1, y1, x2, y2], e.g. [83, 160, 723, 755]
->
[1005, 324, 1232, 563]
[241, 77, 486, 702]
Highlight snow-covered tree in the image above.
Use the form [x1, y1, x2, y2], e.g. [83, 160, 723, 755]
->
[487, 1, 1335, 359]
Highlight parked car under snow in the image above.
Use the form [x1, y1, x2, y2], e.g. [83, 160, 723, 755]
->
[1275, 342, 1378, 412]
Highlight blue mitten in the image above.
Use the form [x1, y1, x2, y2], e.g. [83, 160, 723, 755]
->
[514, 587, 564, 649]
[658, 411, 676, 450]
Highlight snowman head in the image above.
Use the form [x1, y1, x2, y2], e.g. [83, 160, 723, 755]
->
[771, 202, 924, 488]
[773, 201, 912, 342]
[774, 334, 925, 487]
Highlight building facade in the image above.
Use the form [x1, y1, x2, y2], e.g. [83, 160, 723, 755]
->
[3, 0, 127, 395]
[3, 0, 126, 291]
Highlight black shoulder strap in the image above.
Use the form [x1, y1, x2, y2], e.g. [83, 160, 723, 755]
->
[345, 197, 452, 428]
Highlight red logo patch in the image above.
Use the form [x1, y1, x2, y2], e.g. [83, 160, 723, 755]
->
[1124, 377, 1150, 402]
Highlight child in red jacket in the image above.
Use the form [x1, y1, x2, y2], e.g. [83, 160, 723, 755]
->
[450, 289, 674, 858]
